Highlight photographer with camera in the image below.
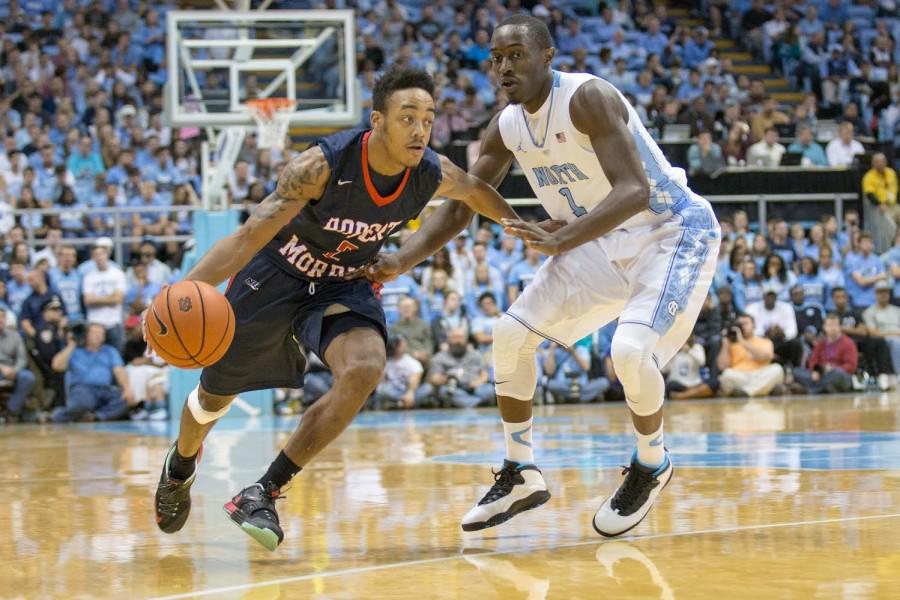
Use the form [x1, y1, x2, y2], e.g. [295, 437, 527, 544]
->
[415, 327, 493, 408]
[49, 322, 133, 422]
[539, 337, 609, 404]
[717, 313, 785, 397]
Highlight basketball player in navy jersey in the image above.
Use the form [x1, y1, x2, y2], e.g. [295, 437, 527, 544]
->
[151, 67, 520, 551]
[364, 16, 720, 537]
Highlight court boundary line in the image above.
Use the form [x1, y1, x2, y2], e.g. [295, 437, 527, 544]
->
[149, 511, 900, 599]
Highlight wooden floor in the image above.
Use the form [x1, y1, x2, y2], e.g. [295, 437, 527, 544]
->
[4, 393, 900, 599]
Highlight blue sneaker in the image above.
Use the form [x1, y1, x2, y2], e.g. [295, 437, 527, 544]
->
[592, 452, 673, 537]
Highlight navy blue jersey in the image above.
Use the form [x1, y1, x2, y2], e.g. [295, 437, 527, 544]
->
[262, 128, 443, 282]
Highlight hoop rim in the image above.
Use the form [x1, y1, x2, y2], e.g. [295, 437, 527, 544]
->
[245, 97, 297, 121]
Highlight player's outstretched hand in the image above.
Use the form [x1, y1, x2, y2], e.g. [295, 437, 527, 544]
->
[347, 252, 403, 283]
[536, 219, 568, 233]
[502, 219, 564, 256]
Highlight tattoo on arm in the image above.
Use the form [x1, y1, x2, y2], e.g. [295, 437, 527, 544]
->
[254, 146, 329, 222]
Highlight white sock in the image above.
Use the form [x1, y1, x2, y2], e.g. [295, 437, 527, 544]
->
[635, 421, 665, 468]
[503, 418, 534, 465]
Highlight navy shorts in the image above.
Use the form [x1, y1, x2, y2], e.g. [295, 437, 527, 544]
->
[200, 253, 387, 396]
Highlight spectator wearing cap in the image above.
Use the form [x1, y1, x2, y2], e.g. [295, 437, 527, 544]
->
[50, 323, 133, 423]
[78, 237, 122, 276]
[0, 306, 36, 421]
[683, 26, 715, 69]
[746, 285, 803, 367]
[746, 128, 786, 167]
[30, 297, 67, 408]
[787, 125, 828, 167]
[19, 269, 62, 343]
[863, 280, 900, 375]
[82, 243, 127, 352]
[717, 313, 784, 397]
[826, 122, 866, 167]
[792, 313, 857, 394]
[844, 232, 887, 309]
[126, 240, 172, 288]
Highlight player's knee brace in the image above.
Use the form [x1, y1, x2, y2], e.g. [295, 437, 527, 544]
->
[610, 324, 664, 417]
[492, 315, 542, 401]
[187, 386, 231, 424]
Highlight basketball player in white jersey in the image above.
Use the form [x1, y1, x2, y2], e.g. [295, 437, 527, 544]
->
[362, 15, 720, 537]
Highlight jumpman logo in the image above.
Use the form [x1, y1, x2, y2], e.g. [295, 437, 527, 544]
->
[511, 426, 533, 448]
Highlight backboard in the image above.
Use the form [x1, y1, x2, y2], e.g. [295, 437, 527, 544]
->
[165, 10, 359, 129]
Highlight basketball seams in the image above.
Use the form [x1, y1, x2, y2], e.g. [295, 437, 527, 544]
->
[165, 285, 203, 368]
[195, 302, 234, 365]
[191, 280, 207, 359]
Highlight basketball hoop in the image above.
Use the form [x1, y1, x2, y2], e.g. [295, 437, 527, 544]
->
[245, 98, 297, 150]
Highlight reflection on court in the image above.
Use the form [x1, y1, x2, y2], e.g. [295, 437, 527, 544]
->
[2, 393, 900, 598]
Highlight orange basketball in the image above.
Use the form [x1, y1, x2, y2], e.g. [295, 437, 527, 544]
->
[146, 280, 235, 369]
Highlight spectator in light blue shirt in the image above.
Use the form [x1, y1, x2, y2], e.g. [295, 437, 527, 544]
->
[49, 246, 83, 321]
[844, 232, 887, 309]
[682, 27, 715, 69]
[50, 323, 133, 422]
[817, 245, 845, 310]
[507, 247, 543, 306]
[7, 263, 34, 315]
[640, 17, 670, 57]
[677, 69, 705, 101]
[557, 19, 592, 55]
[381, 273, 422, 327]
[786, 125, 829, 166]
[66, 135, 105, 182]
[797, 256, 827, 310]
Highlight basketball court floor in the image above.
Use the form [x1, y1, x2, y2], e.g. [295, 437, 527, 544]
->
[3, 393, 900, 599]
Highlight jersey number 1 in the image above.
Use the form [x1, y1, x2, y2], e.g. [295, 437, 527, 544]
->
[560, 187, 586, 217]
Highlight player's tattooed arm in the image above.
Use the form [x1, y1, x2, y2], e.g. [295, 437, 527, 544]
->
[185, 146, 330, 286]
[503, 79, 650, 255]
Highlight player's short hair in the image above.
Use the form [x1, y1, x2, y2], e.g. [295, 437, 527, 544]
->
[372, 66, 435, 113]
[496, 14, 554, 50]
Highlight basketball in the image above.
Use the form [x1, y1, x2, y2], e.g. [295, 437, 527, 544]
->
[145, 280, 235, 369]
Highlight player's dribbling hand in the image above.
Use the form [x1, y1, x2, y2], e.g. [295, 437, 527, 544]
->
[502, 219, 564, 256]
[347, 252, 403, 283]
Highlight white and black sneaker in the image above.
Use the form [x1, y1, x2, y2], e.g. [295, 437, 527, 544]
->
[592, 452, 673, 537]
[461, 460, 551, 532]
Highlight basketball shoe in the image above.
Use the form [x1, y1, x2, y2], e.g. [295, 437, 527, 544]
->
[592, 451, 673, 537]
[461, 460, 551, 531]
[155, 444, 201, 533]
[224, 483, 285, 551]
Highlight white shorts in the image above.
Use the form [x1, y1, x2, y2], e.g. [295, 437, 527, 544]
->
[506, 198, 720, 366]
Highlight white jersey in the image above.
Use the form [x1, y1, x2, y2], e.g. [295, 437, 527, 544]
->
[498, 71, 695, 230]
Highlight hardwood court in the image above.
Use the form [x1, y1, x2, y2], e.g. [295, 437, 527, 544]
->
[3, 393, 900, 599]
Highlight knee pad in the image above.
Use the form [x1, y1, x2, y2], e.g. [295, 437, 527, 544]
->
[611, 323, 664, 417]
[492, 315, 542, 401]
[187, 385, 231, 424]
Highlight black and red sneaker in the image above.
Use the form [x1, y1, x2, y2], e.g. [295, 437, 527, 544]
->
[224, 483, 285, 551]
[155, 444, 202, 533]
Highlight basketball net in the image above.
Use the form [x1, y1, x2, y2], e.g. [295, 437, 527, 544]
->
[245, 98, 296, 150]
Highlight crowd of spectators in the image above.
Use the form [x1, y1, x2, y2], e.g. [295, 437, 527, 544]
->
[0, 0, 899, 420]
